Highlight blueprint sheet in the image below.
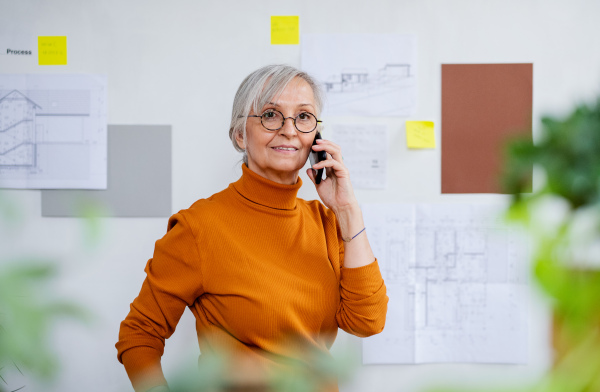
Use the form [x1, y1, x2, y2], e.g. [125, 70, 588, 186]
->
[361, 203, 529, 364]
[301, 34, 417, 117]
[330, 123, 388, 189]
[0, 74, 107, 189]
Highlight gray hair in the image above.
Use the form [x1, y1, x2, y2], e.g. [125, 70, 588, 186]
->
[228, 64, 324, 163]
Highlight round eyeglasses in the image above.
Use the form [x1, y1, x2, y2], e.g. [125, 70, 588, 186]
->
[248, 110, 322, 133]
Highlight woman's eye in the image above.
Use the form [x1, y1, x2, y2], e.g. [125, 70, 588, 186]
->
[263, 111, 276, 118]
[297, 112, 310, 120]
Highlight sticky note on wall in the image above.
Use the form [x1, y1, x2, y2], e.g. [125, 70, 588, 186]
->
[406, 121, 435, 148]
[38, 36, 67, 65]
[271, 16, 299, 45]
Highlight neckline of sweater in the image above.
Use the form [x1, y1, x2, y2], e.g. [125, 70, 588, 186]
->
[231, 164, 303, 211]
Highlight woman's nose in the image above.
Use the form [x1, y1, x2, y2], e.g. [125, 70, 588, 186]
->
[279, 117, 298, 135]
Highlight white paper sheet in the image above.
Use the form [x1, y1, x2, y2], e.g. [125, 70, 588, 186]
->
[362, 203, 529, 364]
[301, 34, 417, 117]
[0, 74, 107, 189]
[330, 124, 388, 189]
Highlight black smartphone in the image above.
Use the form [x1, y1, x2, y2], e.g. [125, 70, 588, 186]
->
[309, 131, 327, 184]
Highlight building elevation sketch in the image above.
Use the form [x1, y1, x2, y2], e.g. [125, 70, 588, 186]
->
[361, 203, 529, 364]
[0, 74, 107, 189]
[0, 90, 40, 166]
[302, 34, 417, 117]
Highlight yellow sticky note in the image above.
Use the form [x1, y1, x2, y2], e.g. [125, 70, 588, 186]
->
[406, 121, 436, 149]
[38, 36, 67, 65]
[271, 16, 299, 45]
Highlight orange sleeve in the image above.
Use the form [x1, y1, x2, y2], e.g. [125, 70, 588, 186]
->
[330, 212, 388, 337]
[336, 259, 388, 337]
[116, 212, 204, 391]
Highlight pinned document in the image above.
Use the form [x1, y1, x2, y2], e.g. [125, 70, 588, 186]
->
[0, 73, 107, 189]
[331, 124, 388, 189]
[301, 34, 417, 116]
[38, 36, 67, 65]
[406, 121, 435, 149]
[361, 203, 529, 364]
[271, 16, 299, 45]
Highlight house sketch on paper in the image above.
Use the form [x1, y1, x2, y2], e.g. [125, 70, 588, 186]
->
[0, 90, 41, 167]
[0, 74, 107, 189]
[324, 63, 412, 93]
[0, 88, 92, 175]
[322, 62, 416, 116]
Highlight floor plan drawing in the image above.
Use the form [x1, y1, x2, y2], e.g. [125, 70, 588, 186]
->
[361, 203, 529, 364]
[0, 74, 107, 189]
[302, 34, 417, 117]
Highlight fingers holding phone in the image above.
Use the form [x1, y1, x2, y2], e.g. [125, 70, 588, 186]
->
[306, 136, 357, 212]
[309, 132, 327, 184]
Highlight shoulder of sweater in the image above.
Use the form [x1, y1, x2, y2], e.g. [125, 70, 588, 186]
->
[297, 198, 337, 222]
[296, 197, 322, 211]
[166, 186, 234, 232]
[186, 185, 235, 211]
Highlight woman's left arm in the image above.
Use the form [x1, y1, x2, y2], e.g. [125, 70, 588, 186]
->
[307, 138, 374, 268]
[308, 138, 388, 337]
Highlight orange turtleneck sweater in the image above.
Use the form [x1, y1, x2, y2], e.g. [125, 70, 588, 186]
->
[116, 164, 388, 391]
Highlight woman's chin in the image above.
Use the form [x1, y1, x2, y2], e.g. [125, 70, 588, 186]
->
[270, 160, 306, 173]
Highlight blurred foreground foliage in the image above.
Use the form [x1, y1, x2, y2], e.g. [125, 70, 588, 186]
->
[428, 98, 600, 392]
[0, 262, 89, 378]
[0, 193, 92, 392]
[503, 99, 600, 208]
[154, 339, 358, 392]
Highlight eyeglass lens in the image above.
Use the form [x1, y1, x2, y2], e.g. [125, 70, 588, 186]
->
[261, 110, 317, 133]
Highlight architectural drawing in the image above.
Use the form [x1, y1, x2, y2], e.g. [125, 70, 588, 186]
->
[330, 124, 388, 189]
[361, 203, 529, 364]
[301, 34, 417, 117]
[0, 90, 39, 167]
[324, 63, 412, 93]
[0, 74, 107, 189]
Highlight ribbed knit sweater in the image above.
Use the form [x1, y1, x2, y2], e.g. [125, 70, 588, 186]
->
[116, 164, 388, 391]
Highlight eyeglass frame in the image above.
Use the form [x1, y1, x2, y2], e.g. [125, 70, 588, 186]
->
[247, 109, 322, 134]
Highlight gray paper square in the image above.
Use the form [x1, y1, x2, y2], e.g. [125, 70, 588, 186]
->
[42, 125, 171, 217]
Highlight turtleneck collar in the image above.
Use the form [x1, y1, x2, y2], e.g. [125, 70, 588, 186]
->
[231, 164, 302, 210]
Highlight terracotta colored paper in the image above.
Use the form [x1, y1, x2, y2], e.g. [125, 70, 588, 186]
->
[406, 121, 435, 149]
[441, 63, 532, 193]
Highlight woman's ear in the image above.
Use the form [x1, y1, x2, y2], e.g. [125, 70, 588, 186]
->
[235, 130, 246, 150]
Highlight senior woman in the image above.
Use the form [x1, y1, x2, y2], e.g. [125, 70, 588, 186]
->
[116, 64, 388, 392]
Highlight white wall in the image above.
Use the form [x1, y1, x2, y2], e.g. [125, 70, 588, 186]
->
[1, 0, 600, 391]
